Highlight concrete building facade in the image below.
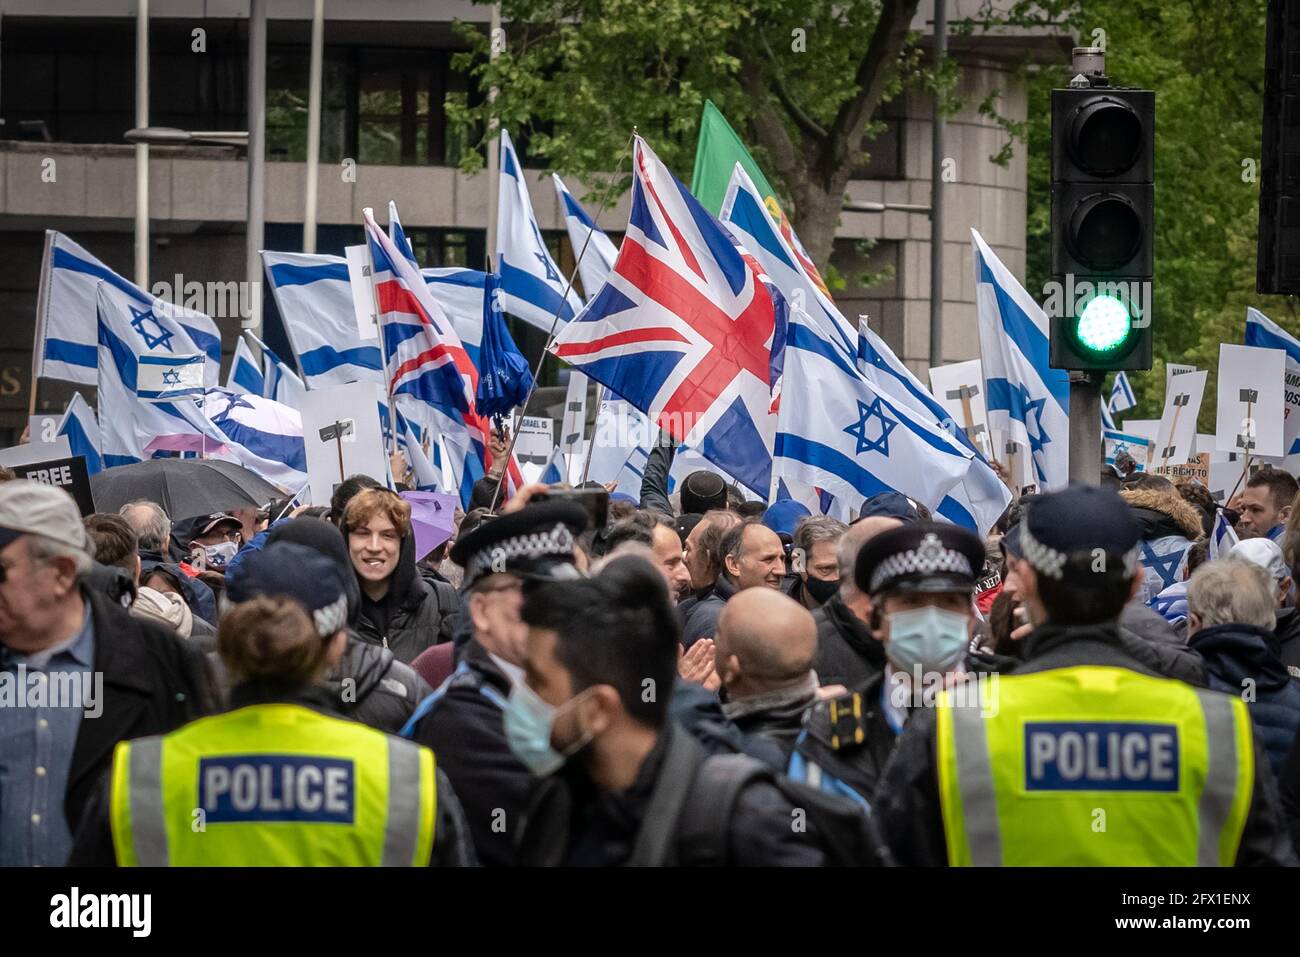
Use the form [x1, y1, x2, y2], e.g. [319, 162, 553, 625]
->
[0, 0, 1065, 442]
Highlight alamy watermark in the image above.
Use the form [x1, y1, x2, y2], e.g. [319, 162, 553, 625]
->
[151, 274, 259, 322]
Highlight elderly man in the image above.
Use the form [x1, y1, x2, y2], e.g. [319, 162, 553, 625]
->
[119, 499, 171, 560]
[713, 589, 818, 760]
[812, 516, 902, 689]
[786, 516, 847, 611]
[681, 520, 786, 648]
[0, 481, 215, 867]
[1229, 537, 1300, 675]
[1187, 558, 1300, 775]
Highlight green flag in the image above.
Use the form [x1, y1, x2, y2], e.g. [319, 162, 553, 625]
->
[690, 100, 780, 216]
[690, 99, 831, 296]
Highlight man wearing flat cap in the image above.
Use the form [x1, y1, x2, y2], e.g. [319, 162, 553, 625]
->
[0, 481, 216, 866]
[789, 521, 985, 805]
[873, 485, 1294, 866]
[400, 499, 589, 867]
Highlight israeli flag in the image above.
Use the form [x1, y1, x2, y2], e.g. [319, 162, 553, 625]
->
[1101, 401, 1117, 432]
[1148, 580, 1189, 628]
[226, 336, 265, 396]
[201, 389, 308, 491]
[1209, 508, 1240, 561]
[262, 250, 384, 388]
[497, 129, 583, 331]
[1136, 537, 1191, 605]
[1245, 306, 1300, 455]
[56, 392, 103, 475]
[972, 229, 1070, 490]
[36, 230, 220, 386]
[773, 315, 974, 526]
[539, 446, 566, 486]
[1108, 371, 1137, 414]
[552, 173, 619, 302]
[136, 354, 207, 402]
[96, 286, 226, 468]
[245, 331, 306, 408]
[1103, 429, 1150, 470]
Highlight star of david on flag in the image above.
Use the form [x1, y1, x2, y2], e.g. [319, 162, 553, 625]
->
[844, 397, 897, 456]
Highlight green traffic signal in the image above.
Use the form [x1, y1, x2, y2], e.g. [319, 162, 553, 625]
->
[1074, 294, 1133, 354]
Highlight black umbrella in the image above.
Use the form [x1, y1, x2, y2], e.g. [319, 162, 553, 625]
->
[90, 458, 283, 517]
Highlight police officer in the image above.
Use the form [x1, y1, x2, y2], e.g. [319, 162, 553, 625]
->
[401, 499, 589, 867]
[790, 522, 986, 805]
[873, 486, 1296, 866]
[69, 543, 474, 866]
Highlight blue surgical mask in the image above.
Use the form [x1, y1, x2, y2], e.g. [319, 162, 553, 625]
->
[885, 605, 969, 676]
[503, 680, 592, 777]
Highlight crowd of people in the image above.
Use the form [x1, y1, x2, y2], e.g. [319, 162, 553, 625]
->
[5, 440, 1300, 866]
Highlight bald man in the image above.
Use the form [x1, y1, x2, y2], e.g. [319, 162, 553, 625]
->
[812, 516, 903, 689]
[714, 588, 818, 759]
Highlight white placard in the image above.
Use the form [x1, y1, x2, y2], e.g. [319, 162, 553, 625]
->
[513, 415, 554, 484]
[1166, 363, 1197, 389]
[560, 371, 589, 457]
[928, 359, 991, 458]
[991, 427, 1034, 494]
[566, 440, 590, 485]
[344, 244, 380, 342]
[28, 414, 61, 445]
[300, 381, 386, 506]
[1151, 370, 1208, 472]
[1215, 344, 1286, 459]
[0, 437, 71, 468]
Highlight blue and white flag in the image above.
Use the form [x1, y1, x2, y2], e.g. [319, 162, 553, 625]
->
[96, 286, 226, 468]
[393, 403, 442, 491]
[1245, 306, 1300, 455]
[1103, 429, 1149, 471]
[1101, 402, 1117, 432]
[719, 162, 1007, 529]
[226, 335, 265, 396]
[538, 446, 566, 486]
[773, 315, 974, 526]
[262, 250, 384, 388]
[136, 353, 206, 402]
[421, 267, 489, 369]
[201, 389, 308, 491]
[56, 392, 103, 475]
[1148, 580, 1189, 629]
[244, 331, 306, 408]
[553, 173, 619, 302]
[1108, 371, 1137, 414]
[1136, 536, 1191, 605]
[497, 129, 583, 331]
[586, 389, 653, 489]
[1209, 508, 1240, 561]
[36, 231, 221, 386]
[973, 229, 1070, 490]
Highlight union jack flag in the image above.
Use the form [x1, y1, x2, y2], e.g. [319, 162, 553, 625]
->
[363, 206, 492, 504]
[550, 136, 785, 496]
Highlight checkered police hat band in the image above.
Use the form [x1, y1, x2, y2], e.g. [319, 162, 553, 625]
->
[1020, 524, 1141, 580]
[868, 532, 974, 593]
[467, 523, 576, 582]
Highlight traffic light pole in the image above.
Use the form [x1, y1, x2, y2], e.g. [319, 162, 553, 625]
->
[1068, 370, 1104, 486]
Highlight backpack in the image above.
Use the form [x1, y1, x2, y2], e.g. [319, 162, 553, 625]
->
[675, 751, 893, 867]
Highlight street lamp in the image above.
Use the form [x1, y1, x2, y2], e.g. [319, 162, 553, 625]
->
[124, 127, 249, 147]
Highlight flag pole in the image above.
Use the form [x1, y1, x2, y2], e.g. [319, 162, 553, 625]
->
[488, 132, 636, 512]
[360, 211, 398, 458]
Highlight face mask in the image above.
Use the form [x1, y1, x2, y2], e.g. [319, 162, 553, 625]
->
[885, 605, 969, 676]
[503, 680, 593, 777]
[202, 541, 239, 570]
[804, 574, 839, 605]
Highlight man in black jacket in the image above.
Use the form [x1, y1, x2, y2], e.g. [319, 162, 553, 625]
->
[0, 481, 216, 866]
[402, 500, 590, 867]
[875, 486, 1295, 866]
[513, 554, 824, 866]
[713, 588, 818, 760]
[812, 516, 900, 689]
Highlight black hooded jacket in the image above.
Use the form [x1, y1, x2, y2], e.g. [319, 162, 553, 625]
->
[264, 518, 433, 732]
[812, 594, 886, 689]
[351, 529, 460, 663]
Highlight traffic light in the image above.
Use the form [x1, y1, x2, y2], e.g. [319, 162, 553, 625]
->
[1049, 82, 1154, 371]
[1258, 0, 1300, 293]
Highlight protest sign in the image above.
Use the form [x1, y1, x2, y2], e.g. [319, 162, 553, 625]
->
[0, 437, 72, 468]
[929, 359, 991, 458]
[344, 244, 380, 342]
[301, 382, 386, 505]
[1151, 371, 1207, 473]
[14, 455, 95, 515]
[1215, 344, 1286, 459]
